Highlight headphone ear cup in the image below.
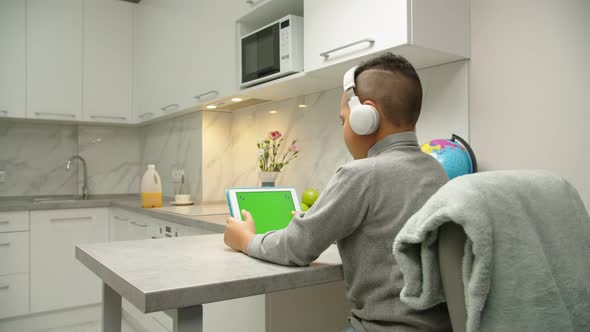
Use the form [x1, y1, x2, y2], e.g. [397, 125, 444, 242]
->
[350, 104, 380, 135]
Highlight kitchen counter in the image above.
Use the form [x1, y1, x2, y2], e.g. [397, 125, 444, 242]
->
[0, 195, 229, 233]
[76, 234, 344, 331]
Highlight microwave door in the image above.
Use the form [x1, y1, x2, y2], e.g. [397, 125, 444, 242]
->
[242, 24, 280, 84]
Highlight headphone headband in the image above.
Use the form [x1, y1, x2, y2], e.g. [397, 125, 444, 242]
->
[343, 66, 358, 92]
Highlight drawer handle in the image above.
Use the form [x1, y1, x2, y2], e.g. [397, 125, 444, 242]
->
[160, 104, 179, 112]
[34, 112, 76, 118]
[130, 221, 148, 228]
[320, 38, 375, 58]
[0, 220, 9, 224]
[0, 242, 10, 247]
[50, 216, 92, 223]
[0, 110, 8, 116]
[90, 115, 127, 120]
[0, 284, 9, 290]
[113, 216, 129, 221]
[194, 90, 219, 101]
[139, 112, 154, 119]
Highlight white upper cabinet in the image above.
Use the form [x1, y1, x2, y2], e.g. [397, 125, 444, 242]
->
[183, 1, 250, 108]
[304, 0, 470, 72]
[83, 0, 134, 124]
[133, 0, 187, 123]
[0, 0, 26, 119]
[27, 0, 83, 121]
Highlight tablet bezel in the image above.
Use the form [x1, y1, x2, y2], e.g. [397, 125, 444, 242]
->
[225, 187, 302, 221]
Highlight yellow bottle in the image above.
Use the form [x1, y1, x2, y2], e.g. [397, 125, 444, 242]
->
[141, 164, 162, 208]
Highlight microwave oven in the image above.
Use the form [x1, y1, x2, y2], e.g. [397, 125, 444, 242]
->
[240, 15, 303, 88]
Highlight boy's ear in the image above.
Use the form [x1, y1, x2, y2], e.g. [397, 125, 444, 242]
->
[363, 100, 384, 118]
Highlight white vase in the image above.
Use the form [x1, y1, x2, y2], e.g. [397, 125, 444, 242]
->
[258, 171, 280, 187]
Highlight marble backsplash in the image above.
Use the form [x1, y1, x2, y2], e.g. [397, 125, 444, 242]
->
[139, 112, 203, 202]
[0, 121, 78, 196]
[0, 120, 141, 197]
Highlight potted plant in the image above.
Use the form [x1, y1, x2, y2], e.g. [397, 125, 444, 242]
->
[256, 130, 300, 186]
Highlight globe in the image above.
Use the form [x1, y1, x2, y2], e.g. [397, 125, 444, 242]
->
[421, 134, 477, 180]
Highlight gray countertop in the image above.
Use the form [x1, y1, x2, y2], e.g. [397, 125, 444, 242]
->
[0, 194, 229, 233]
[76, 234, 343, 313]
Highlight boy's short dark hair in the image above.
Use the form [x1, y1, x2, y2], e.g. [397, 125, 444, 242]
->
[354, 53, 422, 127]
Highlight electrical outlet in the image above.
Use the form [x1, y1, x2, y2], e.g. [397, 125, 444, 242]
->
[0, 171, 5, 183]
[171, 169, 184, 183]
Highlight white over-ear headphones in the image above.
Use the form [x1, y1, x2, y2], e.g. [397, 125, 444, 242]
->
[343, 66, 380, 135]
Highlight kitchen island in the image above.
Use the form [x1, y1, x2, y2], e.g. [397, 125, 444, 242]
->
[76, 233, 346, 332]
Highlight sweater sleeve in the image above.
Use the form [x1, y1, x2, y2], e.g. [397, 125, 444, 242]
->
[247, 161, 374, 266]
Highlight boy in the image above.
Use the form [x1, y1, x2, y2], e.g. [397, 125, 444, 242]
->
[224, 53, 451, 332]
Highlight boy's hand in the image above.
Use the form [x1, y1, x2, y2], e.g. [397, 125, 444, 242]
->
[224, 210, 256, 254]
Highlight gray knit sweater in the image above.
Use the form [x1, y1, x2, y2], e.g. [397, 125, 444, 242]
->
[248, 132, 451, 332]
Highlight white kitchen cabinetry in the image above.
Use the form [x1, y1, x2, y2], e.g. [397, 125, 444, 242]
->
[83, 0, 134, 124]
[0, 274, 29, 319]
[30, 208, 109, 313]
[27, 0, 83, 121]
[133, 0, 188, 123]
[110, 208, 151, 241]
[183, 1, 249, 110]
[0, 0, 26, 119]
[0, 211, 30, 320]
[304, 0, 469, 72]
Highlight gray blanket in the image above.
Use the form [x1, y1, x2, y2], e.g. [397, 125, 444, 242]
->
[393, 170, 590, 332]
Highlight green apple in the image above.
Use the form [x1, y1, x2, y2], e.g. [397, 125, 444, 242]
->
[302, 188, 320, 206]
[301, 202, 309, 211]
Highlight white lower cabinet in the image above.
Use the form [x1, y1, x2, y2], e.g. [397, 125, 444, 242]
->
[0, 273, 29, 319]
[30, 208, 109, 313]
[0, 210, 30, 320]
[0, 232, 29, 275]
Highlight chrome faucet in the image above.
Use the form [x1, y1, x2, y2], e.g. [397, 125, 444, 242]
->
[66, 155, 88, 200]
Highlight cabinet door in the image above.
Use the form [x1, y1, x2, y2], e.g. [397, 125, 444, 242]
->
[83, 0, 133, 124]
[0, 274, 29, 319]
[0, 0, 26, 119]
[30, 208, 109, 313]
[133, 0, 187, 123]
[185, 1, 249, 108]
[0, 232, 29, 275]
[304, 0, 408, 72]
[27, 0, 83, 121]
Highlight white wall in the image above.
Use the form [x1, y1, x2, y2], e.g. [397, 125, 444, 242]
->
[470, 0, 590, 207]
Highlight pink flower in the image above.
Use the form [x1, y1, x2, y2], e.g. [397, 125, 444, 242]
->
[269, 130, 282, 140]
[290, 145, 298, 152]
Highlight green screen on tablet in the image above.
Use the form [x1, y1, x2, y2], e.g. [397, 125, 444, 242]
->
[235, 191, 295, 233]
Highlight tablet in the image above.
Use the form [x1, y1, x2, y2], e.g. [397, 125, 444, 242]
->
[226, 187, 301, 234]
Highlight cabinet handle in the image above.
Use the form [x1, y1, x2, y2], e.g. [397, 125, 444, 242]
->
[50, 216, 92, 223]
[160, 104, 180, 112]
[113, 216, 129, 221]
[34, 112, 76, 118]
[0, 284, 9, 290]
[320, 38, 375, 58]
[0, 110, 7, 116]
[130, 221, 148, 228]
[90, 115, 127, 121]
[0, 242, 10, 247]
[139, 112, 154, 119]
[194, 90, 219, 101]
[0, 220, 9, 224]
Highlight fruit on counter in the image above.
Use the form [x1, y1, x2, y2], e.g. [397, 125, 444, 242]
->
[301, 202, 309, 212]
[302, 188, 320, 207]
